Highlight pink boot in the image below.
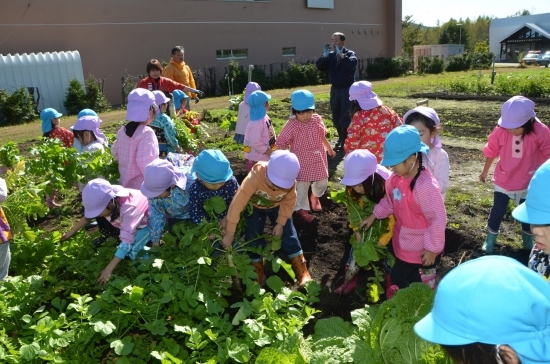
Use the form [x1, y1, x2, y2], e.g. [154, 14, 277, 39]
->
[420, 268, 437, 290]
[335, 266, 359, 295]
[309, 194, 322, 212]
[385, 272, 399, 299]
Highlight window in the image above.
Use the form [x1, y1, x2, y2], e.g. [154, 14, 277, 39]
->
[282, 47, 296, 57]
[216, 49, 248, 60]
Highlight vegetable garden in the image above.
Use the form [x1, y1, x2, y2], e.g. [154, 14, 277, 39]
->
[2, 70, 550, 362]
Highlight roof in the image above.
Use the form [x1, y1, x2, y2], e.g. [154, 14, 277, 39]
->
[500, 22, 550, 42]
[490, 13, 550, 29]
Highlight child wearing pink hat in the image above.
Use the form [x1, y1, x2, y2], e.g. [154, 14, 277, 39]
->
[276, 89, 335, 223]
[221, 150, 312, 288]
[62, 178, 150, 285]
[335, 149, 393, 295]
[243, 91, 277, 171]
[150, 90, 183, 157]
[234, 82, 262, 145]
[112, 88, 159, 189]
[140, 159, 192, 246]
[344, 81, 402, 156]
[0, 178, 13, 281]
[480, 96, 550, 253]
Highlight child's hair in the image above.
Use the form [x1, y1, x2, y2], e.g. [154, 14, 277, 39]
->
[441, 343, 514, 364]
[291, 108, 314, 115]
[346, 173, 386, 203]
[410, 152, 425, 191]
[42, 122, 56, 138]
[146, 59, 163, 75]
[125, 105, 156, 137]
[405, 112, 440, 134]
[498, 117, 535, 139]
[349, 100, 362, 118]
[73, 129, 95, 144]
[107, 198, 121, 221]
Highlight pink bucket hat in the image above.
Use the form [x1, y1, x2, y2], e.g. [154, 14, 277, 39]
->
[266, 150, 300, 189]
[152, 90, 170, 107]
[126, 88, 158, 122]
[82, 178, 129, 218]
[244, 82, 262, 104]
[403, 106, 442, 148]
[498, 96, 539, 129]
[140, 159, 187, 198]
[349, 81, 383, 111]
[341, 149, 390, 186]
[73, 115, 107, 145]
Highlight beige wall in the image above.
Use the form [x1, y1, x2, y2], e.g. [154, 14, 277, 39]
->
[0, 0, 402, 106]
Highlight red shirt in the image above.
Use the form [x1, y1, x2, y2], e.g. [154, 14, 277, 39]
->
[50, 127, 74, 148]
[137, 76, 187, 93]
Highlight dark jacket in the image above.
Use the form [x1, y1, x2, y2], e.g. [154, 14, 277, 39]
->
[316, 47, 357, 88]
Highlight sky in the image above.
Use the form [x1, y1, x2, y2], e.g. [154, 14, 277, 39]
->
[402, 0, 550, 27]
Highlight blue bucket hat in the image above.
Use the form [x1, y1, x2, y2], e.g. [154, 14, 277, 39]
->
[78, 109, 98, 119]
[291, 89, 315, 111]
[190, 149, 233, 184]
[40, 108, 63, 133]
[414, 255, 550, 364]
[172, 89, 189, 110]
[248, 91, 271, 121]
[380, 125, 429, 167]
[513, 159, 550, 224]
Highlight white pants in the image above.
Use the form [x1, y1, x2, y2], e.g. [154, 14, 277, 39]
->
[295, 179, 328, 211]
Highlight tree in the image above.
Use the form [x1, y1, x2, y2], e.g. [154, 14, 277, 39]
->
[510, 9, 531, 17]
[402, 15, 422, 56]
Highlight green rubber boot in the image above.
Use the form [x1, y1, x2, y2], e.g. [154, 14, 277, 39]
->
[482, 231, 498, 253]
[521, 231, 534, 250]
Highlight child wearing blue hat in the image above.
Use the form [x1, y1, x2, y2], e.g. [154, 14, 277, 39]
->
[480, 96, 550, 253]
[243, 91, 277, 171]
[276, 89, 335, 223]
[415, 255, 550, 364]
[150, 91, 183, 157]
[360, 125, 446, 292]
[513, 159, 550, 281]
[188, 149, 240, 225]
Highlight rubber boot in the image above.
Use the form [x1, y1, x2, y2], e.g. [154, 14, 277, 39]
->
[334, 265, 358, 295]
[420, 268, 437, 290]
[250, 260, 266, 286]
[289, 254, 312, 288]
[309, 194, 322, 212]
[482, 231, 498, 253]
[296, 209, 315, 223]
[521, 230, 534, 250]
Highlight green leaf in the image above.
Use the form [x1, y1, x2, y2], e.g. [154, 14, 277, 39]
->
[19, 342, 40, 360]
[266, 275, 285, 292]
[228, 341, 250, 363]
[110, 336, 134, 356]
[144, 319, 168, 336]
[92, 320, 116, 336]
[129, 285, 144, 302]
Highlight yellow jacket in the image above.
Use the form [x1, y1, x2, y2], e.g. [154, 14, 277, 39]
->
[163, 60, 197, 98]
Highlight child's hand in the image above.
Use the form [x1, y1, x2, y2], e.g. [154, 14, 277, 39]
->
[327, 148, 336, 157]
[60, 232, 72, 242]
[272, 223, 283, 237]
[421, 250, 437, 266]
[355, 232, 362, 243]
[219, 216, 228, 234]
[359, 214, 376, 230]
[221, 232, 234, 249]
[96, 268, 113, 285]
[479, 171, 488, 183]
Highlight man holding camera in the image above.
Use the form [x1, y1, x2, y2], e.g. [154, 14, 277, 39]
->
[315, 32, 357, 151]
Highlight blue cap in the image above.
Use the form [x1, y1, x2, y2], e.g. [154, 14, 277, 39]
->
[78, 109, 98, 118]
[380, 125, 429, 167]
[248, 91, 271, 121]
[40, 108, 63, 133]
[172, 90, 189, 110]
[513, 159, 550, 224]
[190, 149, 233, 184]
[414, 255, 550, 364]
[291, 89, 315, 111]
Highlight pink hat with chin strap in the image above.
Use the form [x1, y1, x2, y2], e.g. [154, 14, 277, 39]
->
[82, 178, 129, 218]
[349, 81, 383, 111]
[498, 96, 540, 129]
[341, 149, 390, 186]
[403, 106, 442, 148]
[140, 159, 187, 198]
[266, 150, 300, 189]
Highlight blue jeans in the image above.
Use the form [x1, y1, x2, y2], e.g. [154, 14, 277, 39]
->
[245, 206, 303, 262]
[330, 86, 352, 142]
[487, 192, 530, 233]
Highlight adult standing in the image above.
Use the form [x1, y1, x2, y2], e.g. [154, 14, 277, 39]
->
[163, 46, 199, 110]
[316, 32, 357, 151]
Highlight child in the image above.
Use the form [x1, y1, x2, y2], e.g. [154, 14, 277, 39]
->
[243, 91, 277, 172]
[513, 159, 550, 281]
[41, 107, 74, 207]
[172, 89, 189, 116]
[188, 149, 240, 225]
[0, 177, 13, 281]
[234, 82, 261, 144]
[403, 106, 449, 199]
[72, 114, 108, 155]
[73, 108, 103, 151]
[415, 255, 550, 364]
[479, 96, 550, 253]
[221, 150, 312, 288]
[344, 81, 402, 156]
[150, 90, 183, 157]
[335, 150, 392, 295]
[140, 159, 191, 246]
[276, 89, 335, 223]
[112, 88, 159, 189]
[137, 59, 202, 96]
[41, 108, 74, 148]
[360, 125, 446, 290]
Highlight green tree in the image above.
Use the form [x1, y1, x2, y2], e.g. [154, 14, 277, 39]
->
[510, 9, 531, 17]
[402, 15, 422, 56]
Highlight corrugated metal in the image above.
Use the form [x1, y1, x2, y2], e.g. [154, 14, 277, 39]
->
[490, 13, 550, 60]
[0, 51, 84, 114]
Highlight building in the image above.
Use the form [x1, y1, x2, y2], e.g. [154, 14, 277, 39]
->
[413, 44, 464, 70]
[0, 0, 402, 107]
[490, 13, 550, 62]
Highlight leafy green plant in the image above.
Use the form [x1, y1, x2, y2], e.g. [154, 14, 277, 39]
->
[0, 142, 20, 168]
[0, 87, 38, 126]
[63, 78, 87, 115]
[84, 76, 110, 113]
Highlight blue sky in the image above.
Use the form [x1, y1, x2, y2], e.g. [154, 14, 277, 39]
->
[403, 0, 550, 27]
